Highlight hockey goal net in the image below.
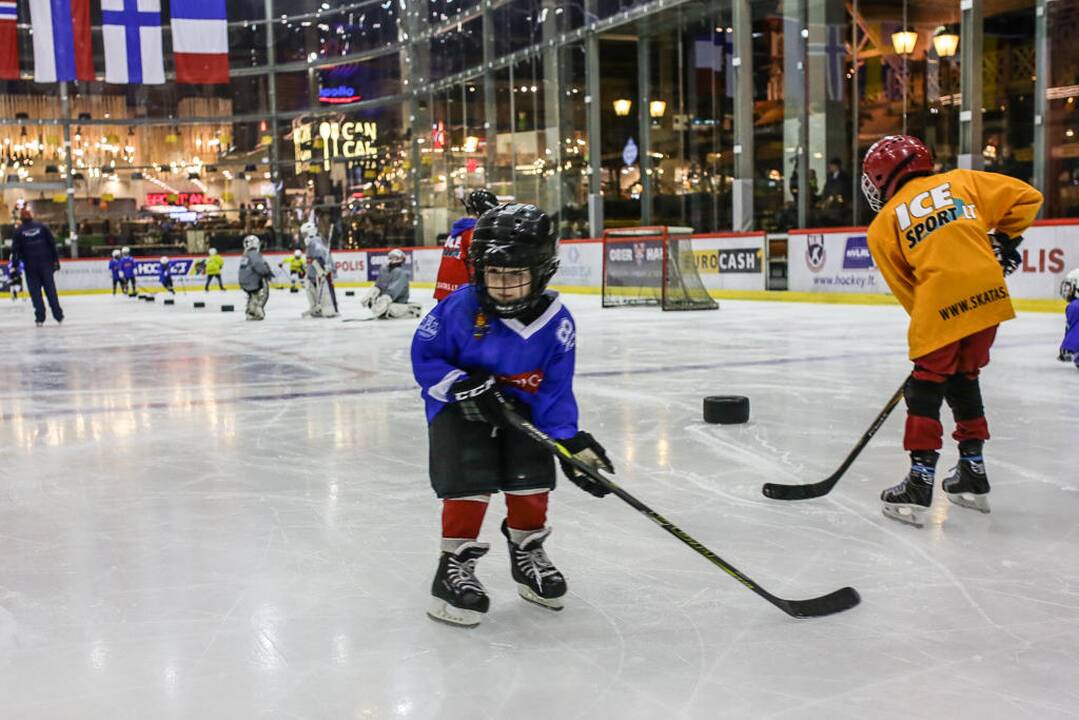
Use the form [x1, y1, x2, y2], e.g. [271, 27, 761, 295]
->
[601, 226, 718, 311]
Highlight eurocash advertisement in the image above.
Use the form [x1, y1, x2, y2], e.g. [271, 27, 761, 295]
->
[687, 233, 767, 291]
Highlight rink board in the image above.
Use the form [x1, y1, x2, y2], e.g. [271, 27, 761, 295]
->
[787, 222, 1077, 299]
[10, 222, 1076, 301]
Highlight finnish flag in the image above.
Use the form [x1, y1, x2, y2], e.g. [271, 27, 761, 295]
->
[102, 0, 165, 85]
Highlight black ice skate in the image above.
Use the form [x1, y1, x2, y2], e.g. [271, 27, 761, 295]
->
[881, 452, 938, 527]
[427, 542, 490, 628]
[943, 454, 991, 514]
[501, 520, 566, 611]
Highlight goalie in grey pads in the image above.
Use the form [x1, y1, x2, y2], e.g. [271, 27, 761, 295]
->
[302, 223, 338, 318]
[238, 235, 274, 320]
[359, 249, 421, 319]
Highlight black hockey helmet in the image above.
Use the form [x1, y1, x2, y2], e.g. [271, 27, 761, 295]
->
[469, 203, 559, 319]
[463, 188, 499, 217]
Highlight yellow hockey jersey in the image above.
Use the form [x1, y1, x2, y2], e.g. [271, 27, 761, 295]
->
[866, 169, 1042, 359]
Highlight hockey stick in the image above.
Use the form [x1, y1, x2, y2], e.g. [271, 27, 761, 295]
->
[761, 377, 907, 501]
[501, 407, 860, 619]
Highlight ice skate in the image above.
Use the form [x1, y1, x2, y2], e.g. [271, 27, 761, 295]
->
[427, 542, 490, 628]
[943, 455, 991, 514]
[881, 452, 937, 527]
[501, 520, 566, 610]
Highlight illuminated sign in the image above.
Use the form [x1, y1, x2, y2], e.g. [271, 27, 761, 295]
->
[319, 86, 361, 104]
[146, 192, 218, 207]
[293, 119, 378, 173]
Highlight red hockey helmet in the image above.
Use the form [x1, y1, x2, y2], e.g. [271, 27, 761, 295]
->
[860, 135, 934, 212]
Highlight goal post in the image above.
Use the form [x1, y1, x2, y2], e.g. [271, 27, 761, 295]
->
[601, 226, 719, 311]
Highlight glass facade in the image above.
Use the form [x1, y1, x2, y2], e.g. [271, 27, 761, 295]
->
[0, 0, 1073, 259]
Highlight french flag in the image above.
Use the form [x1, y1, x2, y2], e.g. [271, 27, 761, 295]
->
[0, 1, 18, 80]
[171, 0, 230, 85]
[102, 0, 165, 84]
[29, 0, 95, 83]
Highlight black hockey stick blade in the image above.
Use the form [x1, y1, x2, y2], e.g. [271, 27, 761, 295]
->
[761, 474, 840, 501]
[761, 377, 907, 501]
[777, 586, 861, 618]
[500, 407, 861, 619]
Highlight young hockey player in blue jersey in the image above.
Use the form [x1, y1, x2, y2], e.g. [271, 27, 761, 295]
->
[6, 259, 23, 301]
[158, 256, 176, 295]
[108, 249, 124, 295]
[1058, 268, 1079, 370]
[411, 203, 613, 628]
[120, 247, 137, 297]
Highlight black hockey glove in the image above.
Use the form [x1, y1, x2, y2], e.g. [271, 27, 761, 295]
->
[450, 373, 508, 427]
[989, 232, 1022, 277]
[558, 431, 615, 498]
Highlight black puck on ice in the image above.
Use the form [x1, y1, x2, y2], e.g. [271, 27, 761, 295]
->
[221, 304, 235, 312]
[164, 299, 175, 306]
[144, 296, 155, 302]
[703, 396, 750, 424]
[193, 301, 206, 309]
[345, 290, 355, 297]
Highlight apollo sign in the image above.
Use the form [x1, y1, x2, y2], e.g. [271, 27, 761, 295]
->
[293, 119, 378, 173]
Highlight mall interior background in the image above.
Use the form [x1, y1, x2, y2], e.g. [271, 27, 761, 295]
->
[1, 0, 1077, 259]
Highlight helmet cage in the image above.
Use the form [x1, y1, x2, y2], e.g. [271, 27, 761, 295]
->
[470, 244, 559, 318]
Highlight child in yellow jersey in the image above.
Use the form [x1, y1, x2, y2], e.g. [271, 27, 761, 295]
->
[861, 135, 1042, 526]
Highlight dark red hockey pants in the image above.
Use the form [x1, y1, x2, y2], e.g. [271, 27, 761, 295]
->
[903, 325, 997, 452]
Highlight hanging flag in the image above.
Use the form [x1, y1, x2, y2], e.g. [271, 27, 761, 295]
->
[693, 32, 735, 99]
[29, 0, 95, 83]
[102, 0, 165, 85]
[0, 1, 19, 80]
[825, 25, 847, 103]
[171, 0, 229, 84]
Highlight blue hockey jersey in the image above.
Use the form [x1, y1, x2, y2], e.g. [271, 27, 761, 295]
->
[1062, 299, 1079, 354]
[108, 258, 122, 280]
[411, 286, 579, 439]
[120, 256, 136, 279]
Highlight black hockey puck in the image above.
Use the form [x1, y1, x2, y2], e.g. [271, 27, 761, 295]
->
[144, 296, 155, 302]
[345, 290, 355, 297]
[221, 304, 235, 312]
[164, 299, 175, 306]
[193, 301, 206, 309]
[703, 396, 750, 424]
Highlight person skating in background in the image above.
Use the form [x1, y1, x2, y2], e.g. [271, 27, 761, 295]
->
[10, 209, 64, 327]
[6, 259, 24, 301]
[120, 247, 137, 297]
[434, 188, 499, 301]
[238, 235, 274, 321]
[1058, 268, 1079, 369]
[279, 249, 305, 293]
[302, 223, 337, 318]
[204, 247, 225, 291]
[108, 249, 125, 295]
[158, 256, 176, 295]
[861, 135, 1043, 526]
[359, 249, 421, 319]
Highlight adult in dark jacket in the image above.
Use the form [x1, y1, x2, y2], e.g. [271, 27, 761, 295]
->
[10, 210, 64, 326]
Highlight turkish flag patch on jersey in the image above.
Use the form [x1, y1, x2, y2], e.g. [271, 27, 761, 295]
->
[497, 370, 544, 394]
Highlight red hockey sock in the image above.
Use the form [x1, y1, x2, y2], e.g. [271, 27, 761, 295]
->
[505, 491, 549, 531]
[903, 415, 944, 451]
[953, 416, 989, 443]
[441, 496, 490, 539]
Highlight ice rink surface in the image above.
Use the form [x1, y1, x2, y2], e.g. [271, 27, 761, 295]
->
[0, 288, 1077, 720]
